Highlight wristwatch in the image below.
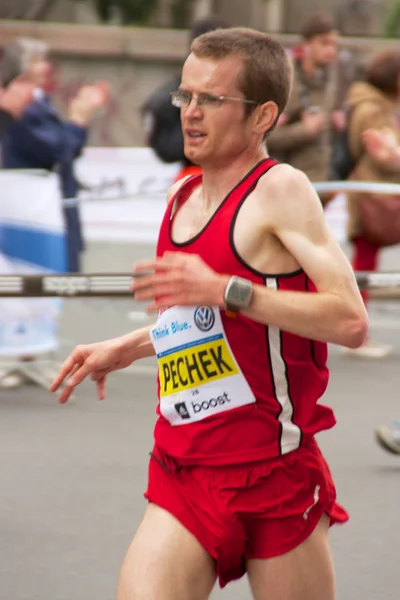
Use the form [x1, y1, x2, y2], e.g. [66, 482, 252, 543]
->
[223, 276, 253, 313]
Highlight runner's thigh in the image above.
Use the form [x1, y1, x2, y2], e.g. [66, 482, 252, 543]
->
[247, 515, 335, 600]
[116, 503, 217, 600]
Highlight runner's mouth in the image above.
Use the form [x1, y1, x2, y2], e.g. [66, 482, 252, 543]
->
[185, 130, 207, 140]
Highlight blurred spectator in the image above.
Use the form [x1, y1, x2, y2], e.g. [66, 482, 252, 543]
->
[0, 38, 109, 272]
[267, 14, 353, 191]
[141, 15, 229, 182]
[344, 50, 400, 359]
[0, 76, 35, 138]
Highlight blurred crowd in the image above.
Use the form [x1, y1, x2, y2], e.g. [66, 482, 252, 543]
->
[1, 14, 400, 451]
[0, 38, 109, 272]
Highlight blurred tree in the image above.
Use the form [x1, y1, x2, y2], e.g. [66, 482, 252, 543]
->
[94, 0, 158, 25]
[383, 0, 400, 37]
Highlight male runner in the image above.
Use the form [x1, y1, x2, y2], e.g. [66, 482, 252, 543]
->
[51, 28, 368, 600]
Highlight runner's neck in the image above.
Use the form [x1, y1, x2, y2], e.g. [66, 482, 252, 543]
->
[200, 149, 268, 212]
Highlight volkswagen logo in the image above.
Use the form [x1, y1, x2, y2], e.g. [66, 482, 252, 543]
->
[194, 306, 215, 332]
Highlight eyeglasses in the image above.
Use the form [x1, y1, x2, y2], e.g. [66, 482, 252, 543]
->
[171, 90, 258, 109]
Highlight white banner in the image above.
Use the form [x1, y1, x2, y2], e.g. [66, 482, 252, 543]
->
[0, 170, 66, 356]
[76, 147, 178, 243]
[75, 147, 179, 199]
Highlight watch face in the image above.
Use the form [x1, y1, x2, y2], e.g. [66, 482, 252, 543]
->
[231, 283, 251, 303]
[228, 278, 252, 307]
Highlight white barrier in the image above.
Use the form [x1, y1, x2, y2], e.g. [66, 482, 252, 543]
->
[314, 181, 400, 195]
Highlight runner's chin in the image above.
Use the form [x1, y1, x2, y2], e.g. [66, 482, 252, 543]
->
[184, 137, 207, 162]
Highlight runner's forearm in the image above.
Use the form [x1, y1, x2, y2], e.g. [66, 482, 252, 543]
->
[240, 285, 366, 348]
[118, 325, 156, 361]
[128, 339, 156, 361]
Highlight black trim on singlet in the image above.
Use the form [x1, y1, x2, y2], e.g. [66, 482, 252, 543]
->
[168, 159, 271, 247]
[229, 162, 304, 279]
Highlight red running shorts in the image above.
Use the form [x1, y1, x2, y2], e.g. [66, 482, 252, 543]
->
[144, 438, 348, 588]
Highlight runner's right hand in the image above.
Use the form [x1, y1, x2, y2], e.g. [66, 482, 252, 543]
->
[50, 338, 129, 404]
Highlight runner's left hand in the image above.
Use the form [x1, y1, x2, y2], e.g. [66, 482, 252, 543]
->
[132, 252, 228, 312]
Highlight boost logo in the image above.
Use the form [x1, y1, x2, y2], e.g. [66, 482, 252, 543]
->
[192, 393, 231, 413]
[194, 306, 215, 332]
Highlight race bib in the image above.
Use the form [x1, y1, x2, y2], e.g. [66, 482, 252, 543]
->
[151, 306, 255, 426]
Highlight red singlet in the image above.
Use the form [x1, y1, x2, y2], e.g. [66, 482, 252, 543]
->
[151, 159, 335, 465]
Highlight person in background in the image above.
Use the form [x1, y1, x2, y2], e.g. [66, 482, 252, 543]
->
[0, 74, 35, 389]
[343, 50, 400, 360]
[341, 52, 400, 451]
[0, 37, 109, 272]
[0, 76, 35, 138]
[141, 15, 229, 182]
[267, 14, 353, 192]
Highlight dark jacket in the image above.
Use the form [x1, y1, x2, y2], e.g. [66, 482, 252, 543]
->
[0, 109, 13, 139]
[142, 74, 192, 167]
[1, 96, 87, 272]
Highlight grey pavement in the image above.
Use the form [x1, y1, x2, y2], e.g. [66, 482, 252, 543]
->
[1, 240, 400, 600]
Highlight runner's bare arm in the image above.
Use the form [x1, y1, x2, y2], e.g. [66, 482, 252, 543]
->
[50, 324, 155, 403]
[133, 243, 366, 347]
[240, 165, 368, 347]
[116, 325, 156, 362]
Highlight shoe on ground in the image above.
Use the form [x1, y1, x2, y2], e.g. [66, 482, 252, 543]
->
[341, 340, 392, 359]
[0, 370, 25, 389]
[375, 423, 400, 455]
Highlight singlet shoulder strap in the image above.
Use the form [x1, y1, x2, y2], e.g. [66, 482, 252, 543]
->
[242, 158, 279, 189]
[169, 173, 202, 218]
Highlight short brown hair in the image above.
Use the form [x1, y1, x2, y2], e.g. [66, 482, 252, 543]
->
[190, 27, 292, 126]
[366, 51, 400, 96]
[301, 14, 336, 41]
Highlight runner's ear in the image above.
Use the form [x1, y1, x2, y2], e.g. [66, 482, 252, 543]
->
[252, 101, 278, 136]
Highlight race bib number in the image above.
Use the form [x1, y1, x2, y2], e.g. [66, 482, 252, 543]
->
[151, 306, 255, 426]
